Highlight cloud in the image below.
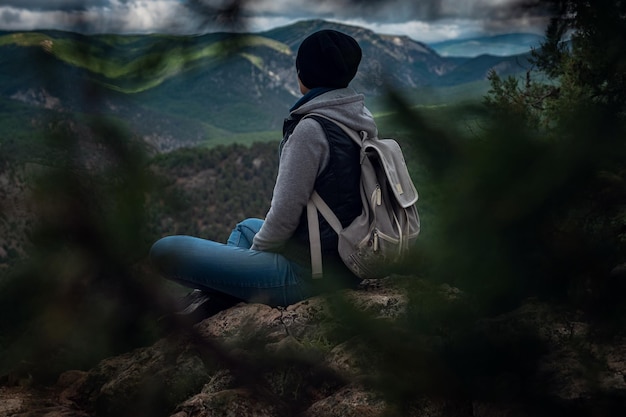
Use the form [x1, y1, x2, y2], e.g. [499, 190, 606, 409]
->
[353, 19, 485, 43]
[246, 0, 548, 25]
[0, 1, 194, 34]
[0, 1, 110, 12]
[244, 0, 549, 40]
[0, 0, 550, 41]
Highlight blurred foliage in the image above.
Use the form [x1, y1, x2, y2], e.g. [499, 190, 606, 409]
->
[0, 0, 624, 416]
[0, 0, 283, 385]
[396, 0, 626, 313]
[0, 112, 163, 381]
[0, 28, 179, 383]
[333, 0, 626, 414]
[0, 46, 281, 392]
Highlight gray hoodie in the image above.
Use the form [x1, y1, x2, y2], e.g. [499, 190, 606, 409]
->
[251, 88, 378, 253]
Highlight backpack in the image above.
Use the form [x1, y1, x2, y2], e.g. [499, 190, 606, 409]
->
[305, 113, 420, 279]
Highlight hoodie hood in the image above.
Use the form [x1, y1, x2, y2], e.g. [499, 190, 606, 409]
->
[291, 88, 378, 140]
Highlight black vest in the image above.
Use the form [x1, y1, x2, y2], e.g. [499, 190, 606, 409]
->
[280, 114, 362, 272]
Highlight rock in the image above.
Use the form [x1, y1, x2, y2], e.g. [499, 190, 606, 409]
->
[72, 337, 212, 417]
[2, 277, 626, 416]
[0, 384, 89, 417]
[171, 388, 287, 417]
[301, 385, 386, 417]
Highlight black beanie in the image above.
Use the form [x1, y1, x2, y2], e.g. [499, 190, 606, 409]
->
[295, 30, 362, 89]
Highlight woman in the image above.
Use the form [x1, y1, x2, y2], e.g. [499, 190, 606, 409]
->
[150, 29, 379, 317]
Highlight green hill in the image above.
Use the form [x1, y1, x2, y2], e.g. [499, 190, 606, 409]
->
[0, 20, 536, 152]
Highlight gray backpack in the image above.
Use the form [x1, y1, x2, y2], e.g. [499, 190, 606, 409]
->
[305, 114, 420, 279]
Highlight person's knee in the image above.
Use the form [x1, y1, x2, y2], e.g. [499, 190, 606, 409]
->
[149, 236, 179, 271]
[237, 218, 264, 233]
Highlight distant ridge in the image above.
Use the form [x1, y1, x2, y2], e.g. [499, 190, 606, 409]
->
[429, 33, 544, 57]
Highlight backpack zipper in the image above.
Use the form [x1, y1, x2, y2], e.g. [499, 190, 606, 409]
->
[373, 230, 379, 252]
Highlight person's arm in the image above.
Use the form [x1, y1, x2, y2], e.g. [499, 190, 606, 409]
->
[251, 119, 329, 252]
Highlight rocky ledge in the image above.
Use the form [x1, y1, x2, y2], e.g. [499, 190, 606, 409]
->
[1, 277, 625, 417]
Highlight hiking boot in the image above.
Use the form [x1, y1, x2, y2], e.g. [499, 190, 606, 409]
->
[176, 289, 212, 317]
[163, 289, 240, 329]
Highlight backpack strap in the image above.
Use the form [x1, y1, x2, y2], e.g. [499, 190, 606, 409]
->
[302, 113, 364, 279]
[311, 191, 344, 233]
[307, 191, 344, 279]
[307, 200, 323, 279]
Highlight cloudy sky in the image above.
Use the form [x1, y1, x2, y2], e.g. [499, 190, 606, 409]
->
[0, 0, 550, 43]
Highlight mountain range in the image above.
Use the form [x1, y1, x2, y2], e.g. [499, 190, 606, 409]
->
[0, 19, 539, 152]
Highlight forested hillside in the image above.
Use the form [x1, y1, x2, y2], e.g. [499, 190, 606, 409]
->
[0, 140, 281, 271]
[147, 142, 278, 242]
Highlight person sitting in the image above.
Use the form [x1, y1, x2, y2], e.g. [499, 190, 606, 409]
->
[150, 29, 378, 319]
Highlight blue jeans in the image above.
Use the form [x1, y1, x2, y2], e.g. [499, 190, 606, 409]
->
[149, 218, 314, 307]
